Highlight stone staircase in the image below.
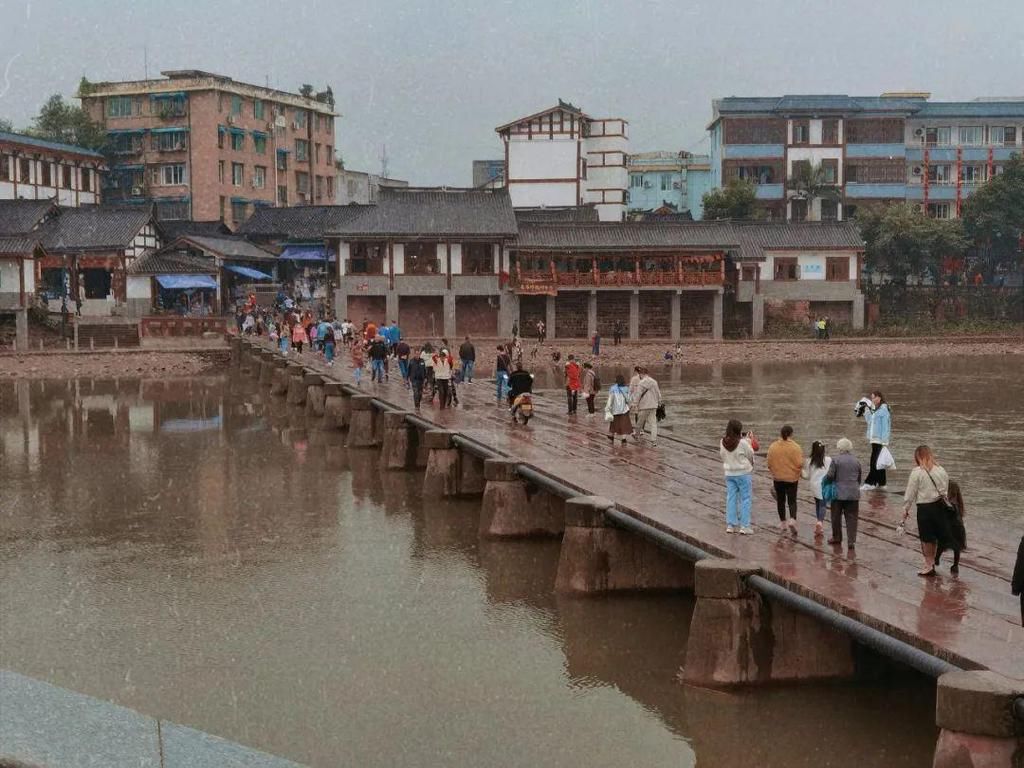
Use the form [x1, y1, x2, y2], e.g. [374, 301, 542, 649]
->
[76, 321, 141, 349]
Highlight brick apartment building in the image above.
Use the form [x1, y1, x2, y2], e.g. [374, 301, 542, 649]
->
[707, 93, 1024, 221]
[80, 70, 338, 228]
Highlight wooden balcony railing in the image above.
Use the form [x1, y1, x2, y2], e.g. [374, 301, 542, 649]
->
[512, 268, 724, 292]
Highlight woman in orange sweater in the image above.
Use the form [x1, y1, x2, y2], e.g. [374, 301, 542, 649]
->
[767, 424, 803, 535]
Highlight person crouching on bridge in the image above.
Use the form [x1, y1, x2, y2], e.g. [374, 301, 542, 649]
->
[901, 445, 952, 577]
[720, 420, 755, 535]
[767, 425, 803, 536]
[825, 438, 862, 550]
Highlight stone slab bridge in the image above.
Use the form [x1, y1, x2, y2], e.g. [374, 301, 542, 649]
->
[234, 336, 1024, 767]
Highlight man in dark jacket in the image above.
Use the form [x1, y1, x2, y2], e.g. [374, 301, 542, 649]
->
[507, 363, 533, 404]
[407, 349, 427, 410]
[1013, 535, 1024, 626]
[368, 337, 388, 383]
[459, 336, 476, 383]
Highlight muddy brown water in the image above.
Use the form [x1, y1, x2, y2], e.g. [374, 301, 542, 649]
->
[1, 374, 943, 766]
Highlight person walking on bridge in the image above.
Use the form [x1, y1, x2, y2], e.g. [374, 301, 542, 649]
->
[901, 445, 952, 577]
[802, 440, 832, 537]
[604, 374, 633, 446]
[720, 420, 755, 535]
[459, 336, 476, 383]
[408, 348, 426, 410]
[564, 355, 582, 415]
[1013, 535, 1024, 626]
[825, 438, 861, 550]
[861, 390, 892, 490]
[632, 368, 662, 446]
[767, 425, 803, 535]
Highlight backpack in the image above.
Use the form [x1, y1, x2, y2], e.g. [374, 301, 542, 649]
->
[592, 371, 602, 392]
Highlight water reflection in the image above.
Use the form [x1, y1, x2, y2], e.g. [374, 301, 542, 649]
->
[0, 373, 936, 767]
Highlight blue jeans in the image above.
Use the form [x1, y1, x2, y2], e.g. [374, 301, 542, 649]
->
[324, 342, 335, 363]
[371, 359, 385, 381]
[398, 359, 409, 381]
[496, 371, 509, 401]
[725, 474, 752, 527]
[461, 359, 475, 381]
[814, 498, 828, 522]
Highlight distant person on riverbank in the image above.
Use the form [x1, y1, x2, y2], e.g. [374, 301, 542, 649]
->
[592, 331, 601, 356]
[511, 320, 519, 340]
[321, 321, 336, 366]
[536, 319, 546, 344]
[901, 445, 951, 577]
[459, 336, 476, 383]
[408, 349, 426, 409]
[495, 344, 512, 403]
[934, 480, 966, 574]
[767, 425, 803, 535]
[581, 362, 598, 416]
[1013, 536, 1024, 626]
[291, 321, 307, 354]
[802, 440, 833, 537]
[720, 419, 755, 535]
[613, 319, 623, 346]
[564, 355, 581, 415]
[351, 342, 365, 386]
[825, 438, 861, 550]
[632, 368, 662, 446]
[815, 317, 826, 339]
[604, 374, 633, 446]
[861, 390, 892, 490]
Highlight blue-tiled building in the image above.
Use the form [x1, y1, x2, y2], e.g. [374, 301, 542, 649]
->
[706, 93, 1024, 221]
[627, 151, 711, 217]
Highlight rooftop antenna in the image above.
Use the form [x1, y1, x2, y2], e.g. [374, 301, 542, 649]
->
[380, 144, 389, 179]
[143, 46, 148, 79]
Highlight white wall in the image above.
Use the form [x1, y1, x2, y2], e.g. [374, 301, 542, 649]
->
[338, 241, 351, 274]
[448, 243, 461, 274]
[126, 275, 152, 299]
[392, 243, 404, 274]
[509, 182, 577, 208]
[761, 251, 855, 281]
[0, 259, 20, 294]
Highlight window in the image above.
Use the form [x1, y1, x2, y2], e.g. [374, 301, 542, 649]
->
[0, 155, 9, 181]
[792, 120, 809, 144]
[724, 118, 787, 144]
[219, 196, 226, 221]
[277, 150, 288, 171]
[826, 257, 849, 281]
[790, 198, 808, 222]
[315, 143, 321, 164]
[821, 160, 839, 184]
[40, 162, 52, 187]
[155, 199, 189, 220]
[295, 171, 310, 194]
[295, 139, 309, 161]
[820, 199, 838, 221]
[735, 164, 777, 184]
[791, 159, 811, 178]
[349, 242, 385, 274]
[231, 131, 245, 151]
[580, 157, 587, 180]
[19, 157, 31, 182]
[927, 164, 952, 184]
[218, 161, 225, 184]
[107, 95, 135, 117]
[846, 119, 903, 144]
[822, 119, 839, 144]
[152, 164, 186, 186]
[295, 109, 308, 129]
[232, 162, 244, 186]
[462, 242, 494, 274]
[326, 175, 334, 199]
[152, 94, 186, 118]
[924, 126, 951, 146]
[958, 126, 984, 146]
[403, 242, 440, 275]
[773, 257, 799, 280]
[218, 127, 225, 148]
[630, 174, 643, 189]
[152, 131, 187, 151]
[315, 174, 324, 199]
[326, 145, 333, 165]
[231, 200, 247, 223]
[81, 168, 91, 191]
[277, 185, 288, 205]
[254, 99, 264, 120]
[990, 126, 1017, 146]
[111, 133, 142, 154]
[660, 173, 672, 191]
[61, 165, 72, 189]
[231, 95, 243, 116]
[961, 165, 985, 185]
[254, 165, 266, 189]
[253, 134, 267, 154]
[845, 162, 905, 184]
[927, 203, 951, 219]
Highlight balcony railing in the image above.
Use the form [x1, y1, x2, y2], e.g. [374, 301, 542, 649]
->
[512, 268, 723, 293]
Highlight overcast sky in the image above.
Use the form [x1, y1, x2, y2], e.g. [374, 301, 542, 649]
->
[1, 0, 1022, 185]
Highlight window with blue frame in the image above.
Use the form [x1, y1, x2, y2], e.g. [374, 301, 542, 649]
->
[254, 99, 265, 120]
[295, 139, 309, 161]
[253, 133, 267, 154]
[152, 94, 187, 117]
[231, 95, 243, 116]
[107, 96, 135, 117]
[110, 132, 143, 154]
[231, 131, 245, 151]
[152, 130, 188, 151]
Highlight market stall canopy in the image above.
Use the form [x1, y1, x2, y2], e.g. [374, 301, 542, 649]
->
[156, 274, 219, 290]
[224, 265, 273, 280]
[280, 245, 335, 262]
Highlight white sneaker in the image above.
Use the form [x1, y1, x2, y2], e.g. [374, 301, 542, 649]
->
[740, 526, 753, 535]
[726, 525, 735, 533]
[860, 483, 876, 491]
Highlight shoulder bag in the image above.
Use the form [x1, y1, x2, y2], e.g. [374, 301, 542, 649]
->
[926, 470, 957, 516]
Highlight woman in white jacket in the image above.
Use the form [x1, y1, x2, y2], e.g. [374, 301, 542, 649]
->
[720, 419, 756, 535]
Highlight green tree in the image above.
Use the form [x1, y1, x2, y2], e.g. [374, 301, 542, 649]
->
[856, 203, 969, 283]
[961, 153, 1024, 278]
[28, 94, 107, 150]
[0, 117, 13, 133]
[702, 179, 758, 220]
[786, 161, 840, 220]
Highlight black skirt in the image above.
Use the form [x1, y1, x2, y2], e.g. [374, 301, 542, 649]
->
[917, 500, 955, 546]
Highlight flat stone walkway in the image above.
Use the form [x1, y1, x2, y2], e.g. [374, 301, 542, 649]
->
[0, 670, 303, 768]
[249, 341, 1024, 684]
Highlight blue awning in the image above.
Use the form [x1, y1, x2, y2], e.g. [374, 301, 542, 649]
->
[156, 274, 218, 290]
[251, 130, 268, 138]
[230, 196, 249, 204]
[281, 246, 334, 262]
[151, 126, 189, 134]
[217, 125, 227, 133]
[225, 265, 273, 280]
[107, 129, 146, 136]
[151, 91, 187, 100]
[276, 147, 291, 154]
[229, 127, 246, 136]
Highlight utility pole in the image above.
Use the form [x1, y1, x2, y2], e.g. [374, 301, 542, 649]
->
[380, 144, 389, 180]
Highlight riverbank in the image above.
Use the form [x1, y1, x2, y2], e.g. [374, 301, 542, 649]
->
[0, 349, 227, 379]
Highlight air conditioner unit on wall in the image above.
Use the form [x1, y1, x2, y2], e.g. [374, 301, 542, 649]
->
[912, 166, 922, 176]
[226, 115, 235, 125]
[914, 128, 924, 137]
[275, 115, 286, 128]
[131, 186, 143, 196]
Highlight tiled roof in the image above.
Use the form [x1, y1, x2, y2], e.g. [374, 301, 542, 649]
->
[514, 206, 600, 224]
[513, 222, 740, 251]
[0, 130, 105, 159]
[0, 200, 58, 235]
[156, 219, 233, 241]
[715, 94, 1022, 121]
[331, 188, 518, 238]
[735, 222, 865, 261]
[0, 236, 43, 255]
[175, 234, 277, 262]
[39, 206, 154, 251]
[236, 205, 364, 241]
[916, 101, 1024, 118]
[126, 248, 217, 275]
[495, 101, 587, 133]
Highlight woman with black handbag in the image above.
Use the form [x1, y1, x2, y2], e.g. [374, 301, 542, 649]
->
[901, 445, 954, 577]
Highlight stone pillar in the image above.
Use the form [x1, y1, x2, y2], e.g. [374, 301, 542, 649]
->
[629, 291, 639, 340]
[380, 411, 418, 470]
[385, 291, 399, 327]
[285, 364, 309, 406]
[852, 293, 865, 330]
[545, 295, 556, 339]
[269, 358, 290, 396]
[712, 290, 724, 341]
[671, 291, 681, 342]
[334, 289, 348, 322]
[554, 496, 693, 594]
[443, 292, 457, 339]
[259, 351, 276, 387]
[415, 428, 430, 468]
[587, 291, 597, 339]
[751, 294, 765, 338]
[422, 430, 460, 497]
[323, 382, 351, 430]
[347, 395, 380, 448]
[304, 373, 326, 417]
[13, 309, 27, 351]
[932, 671, 1023, 768]
[499, 292, 520, 338]
[682, 559, 855, 687]
[459, 451, 486, 497]
[480, 460, 564, 539]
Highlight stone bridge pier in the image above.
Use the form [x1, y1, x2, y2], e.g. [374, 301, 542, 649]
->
[348, 395, 381, 448]
[479, 459, 564, 539]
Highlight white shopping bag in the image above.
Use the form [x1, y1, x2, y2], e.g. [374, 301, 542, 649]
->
[877, 446, 895, 470]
